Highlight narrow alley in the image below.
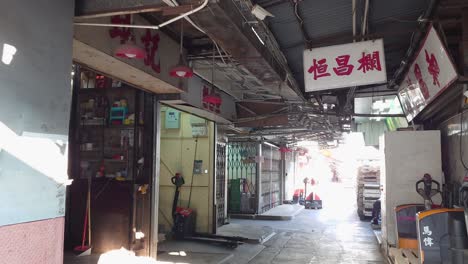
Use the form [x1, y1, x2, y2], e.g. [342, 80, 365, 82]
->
[230, 183, 383, 264]
[3, 1, 468, 264]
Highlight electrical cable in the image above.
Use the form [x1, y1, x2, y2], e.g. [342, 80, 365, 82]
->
[459, 110, 468, 170]
[165, 0, 229, 66]
[187, 136, 199, 208]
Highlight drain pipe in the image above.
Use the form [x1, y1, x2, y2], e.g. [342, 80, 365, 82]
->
[74, 0, 208, 30]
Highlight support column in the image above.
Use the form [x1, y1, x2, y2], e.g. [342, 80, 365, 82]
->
[256, 142, 262, 214]
[462, 8, 468, 76]
[150, 99, 161, 258]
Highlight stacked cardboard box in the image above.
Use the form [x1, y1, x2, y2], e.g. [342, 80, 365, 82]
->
[356, 162, 381, 219]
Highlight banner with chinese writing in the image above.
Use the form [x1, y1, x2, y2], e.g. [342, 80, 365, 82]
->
[303, 39, 386, 92]
[398, 26, 458, 122]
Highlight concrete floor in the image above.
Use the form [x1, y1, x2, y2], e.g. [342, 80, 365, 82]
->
[225, 183, 385, 264]
[64, 183, 383, 264]
[217, 223, 275, 243]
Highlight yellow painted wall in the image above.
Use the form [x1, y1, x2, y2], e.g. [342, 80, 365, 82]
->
[158, 107, 214, 234]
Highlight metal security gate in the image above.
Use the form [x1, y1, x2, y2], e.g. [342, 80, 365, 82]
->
[227, 142, 258, 214]
[215, 143, 227, 227]
[260, 143, 282, 213]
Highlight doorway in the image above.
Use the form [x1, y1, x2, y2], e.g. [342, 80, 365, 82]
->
[64, 65, 156, 260]
[157, 105, 216, 236]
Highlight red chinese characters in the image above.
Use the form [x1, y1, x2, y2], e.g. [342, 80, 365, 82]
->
[414, 63, 430, 100]
[308, 58, 331, 80]
[307, 51, 382, 80]
[357, 51, 382, 73]
[141, 29, 161, 73]
[109, 15, 132, 43]
[425, 49, 440, 87]
[333, 55, 354, 76]
[109, 15, 161, 74]
[203, 86, 222, 113]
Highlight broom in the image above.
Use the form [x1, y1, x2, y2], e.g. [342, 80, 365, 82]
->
[74, 175, 92, 256]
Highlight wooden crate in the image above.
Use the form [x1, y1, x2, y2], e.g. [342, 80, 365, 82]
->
[389, 248, 420, 264]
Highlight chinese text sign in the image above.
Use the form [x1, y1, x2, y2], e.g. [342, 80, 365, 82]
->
[398, 26, 458, 122]
[303, 39, 387, 92]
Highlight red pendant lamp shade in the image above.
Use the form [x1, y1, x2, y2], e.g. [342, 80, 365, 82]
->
[170, 62, 194, 78]
[115, 43, 146, 59]
[170, 20, 194, 78]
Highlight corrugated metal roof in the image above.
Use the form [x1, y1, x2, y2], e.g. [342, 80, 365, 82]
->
[257, 0, 432, 93]
[300, 0, 353, 39]
[267, 6, 303, 47]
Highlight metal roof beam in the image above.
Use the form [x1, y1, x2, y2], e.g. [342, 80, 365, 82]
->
[388, 0, 441, 89]
[75, 0, 166, 18]
[283, 27, 417, 51]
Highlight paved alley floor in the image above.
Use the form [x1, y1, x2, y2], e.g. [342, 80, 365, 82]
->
[227, 184, 385, 264]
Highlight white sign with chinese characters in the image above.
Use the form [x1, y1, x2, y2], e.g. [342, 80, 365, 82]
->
[398, 26, 458, 122]
[303, 39, 387, 92]
[422, 225, 434, 247]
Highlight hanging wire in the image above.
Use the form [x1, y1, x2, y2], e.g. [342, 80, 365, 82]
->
[212, 42, 215, 89]
[179, 20, 184, 55]
[459, 110, 468, 170]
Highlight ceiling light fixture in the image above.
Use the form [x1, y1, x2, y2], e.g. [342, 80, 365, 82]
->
[115, 43, 146, 59]
[114, 15, 146, 59]
[170, 20, 193, 78]
[1, 43, 17, 65]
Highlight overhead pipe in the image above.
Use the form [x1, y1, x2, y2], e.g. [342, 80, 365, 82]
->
[162, 0, 208, 34]
[74, 0, 209, 30]
[352, 0, 356, 42]
[361, 0, 369, 36]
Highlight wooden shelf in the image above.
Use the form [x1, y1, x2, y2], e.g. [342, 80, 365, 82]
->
[105, 125, 135, 129]
[80, 159, 102, 162]
[104, 147, 132, 151]
[104, 159, 128, 163]
[80, 149, 101, 152]
[80, 122, 106, 127]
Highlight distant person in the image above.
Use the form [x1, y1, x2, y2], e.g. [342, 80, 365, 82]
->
[371, 199, 381, 225]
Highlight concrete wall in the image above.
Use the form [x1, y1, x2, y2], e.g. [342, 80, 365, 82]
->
[158, 107, 214, 234]
[441, 110, 468, 185]
[0, 0, 74, 262]
[380, 131, 442, 249]
[184, 76, 237, 121]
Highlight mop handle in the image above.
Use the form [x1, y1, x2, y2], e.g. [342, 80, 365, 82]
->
[87, 189, 91, 245]
[81, 203, 88, 247]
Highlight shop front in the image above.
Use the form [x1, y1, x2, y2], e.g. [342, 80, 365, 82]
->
[379, 23, 468, 262]
[62, 13, 189, 260]
[65, 66, 157, 258]
[157, 75, 236, 236]
[226, 141, 284, 215]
